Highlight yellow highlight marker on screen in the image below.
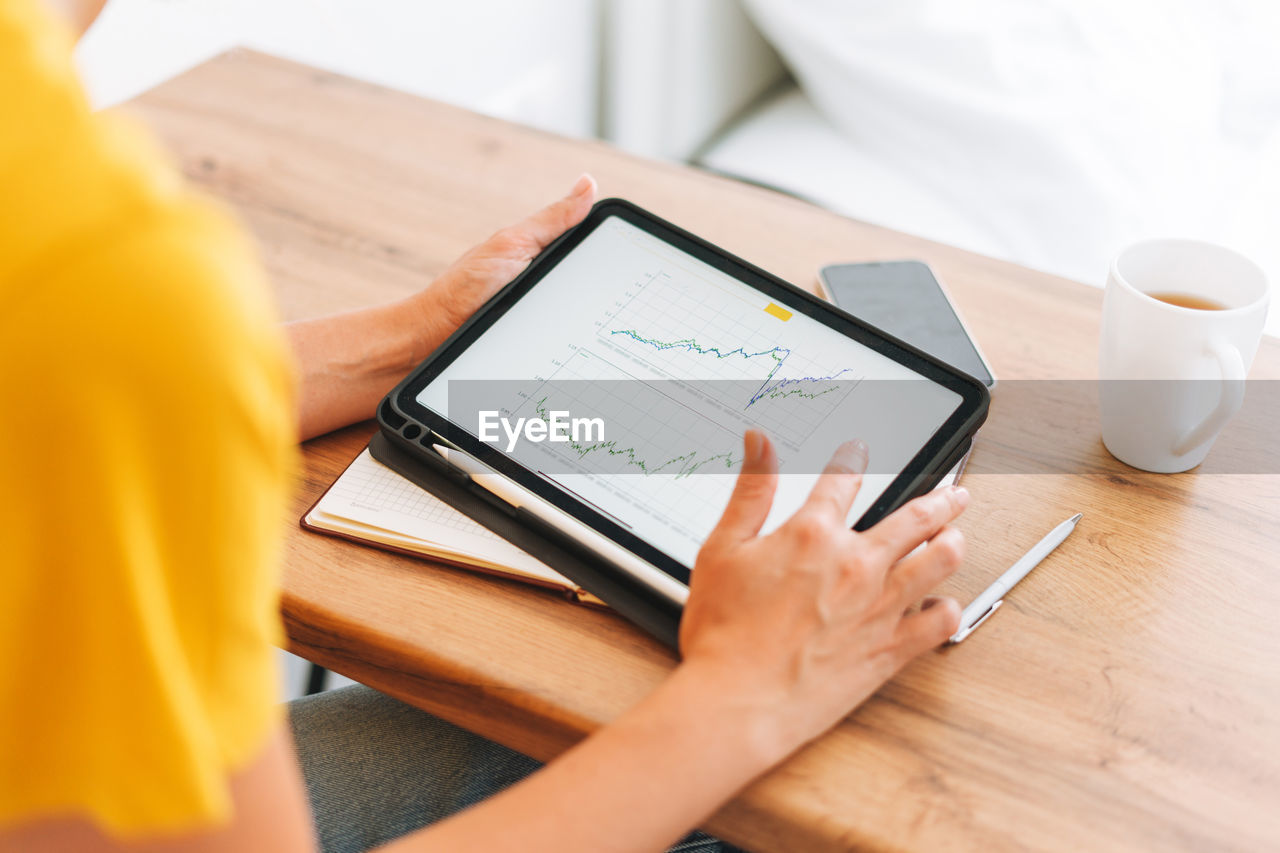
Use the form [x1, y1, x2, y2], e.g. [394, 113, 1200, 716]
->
[764, 302, 793, 322]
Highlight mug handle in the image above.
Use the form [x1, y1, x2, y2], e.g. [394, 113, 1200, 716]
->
[1171, 339, 1246, 456]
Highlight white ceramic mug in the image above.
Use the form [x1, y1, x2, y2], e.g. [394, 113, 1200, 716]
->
[1099, 239, 1269, 473]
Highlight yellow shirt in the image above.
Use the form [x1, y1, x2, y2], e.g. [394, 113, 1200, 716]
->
[0, 0, 296, 837]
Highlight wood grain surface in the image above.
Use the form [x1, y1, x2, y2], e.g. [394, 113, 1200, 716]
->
[130, 50, 1280, 853]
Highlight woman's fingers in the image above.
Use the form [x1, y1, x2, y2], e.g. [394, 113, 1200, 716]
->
[798, 439, 868, 522]
[507, 173, 597, 252]
[863, 485, 969, 565]
[894, 595, 962, 659]
[703, 430, 780, 550]
[885, 525, 965, 607]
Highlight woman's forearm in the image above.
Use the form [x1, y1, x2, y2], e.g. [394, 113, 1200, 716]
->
[389, 660, 787, 853]
[286, 297, 436, 442]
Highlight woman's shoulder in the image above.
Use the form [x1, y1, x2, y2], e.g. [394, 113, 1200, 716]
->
[0, 3, 296, 836]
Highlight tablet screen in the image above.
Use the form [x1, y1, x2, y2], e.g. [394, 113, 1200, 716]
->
[414, 214, 965, 571]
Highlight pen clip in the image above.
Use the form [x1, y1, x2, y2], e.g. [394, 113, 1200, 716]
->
[948, 599, 1003, 644]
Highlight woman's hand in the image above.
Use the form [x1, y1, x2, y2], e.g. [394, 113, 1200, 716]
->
[679, 429, 968, 762]
[407, 174, 598, 355]
[391, 436, 964, 852]
[289, 175, 597, 440]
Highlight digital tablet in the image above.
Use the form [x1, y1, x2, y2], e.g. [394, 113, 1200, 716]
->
[378, 199, 988, 593]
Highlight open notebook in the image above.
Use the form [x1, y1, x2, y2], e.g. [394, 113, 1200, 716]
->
[303, 445, 971, 608]
[303, 448, 605, 606]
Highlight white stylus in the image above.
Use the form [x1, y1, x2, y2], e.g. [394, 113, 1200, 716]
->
[431, 444, 689, 606]
[949, 513, 1082, 644]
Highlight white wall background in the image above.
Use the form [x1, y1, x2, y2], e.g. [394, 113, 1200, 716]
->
[77, 0, 600, 138]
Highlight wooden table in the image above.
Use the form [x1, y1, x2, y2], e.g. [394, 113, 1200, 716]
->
[132, 50, 1280, 852]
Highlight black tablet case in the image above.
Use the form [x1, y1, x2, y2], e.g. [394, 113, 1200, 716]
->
[370, 416, 973, 650]
[369, 426, 685, 647]
[369, 198, 986, 648]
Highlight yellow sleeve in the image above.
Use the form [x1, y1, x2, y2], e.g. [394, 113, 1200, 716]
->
[0, 0, 297, 838]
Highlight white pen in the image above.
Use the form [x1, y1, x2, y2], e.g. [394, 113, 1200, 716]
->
[949, 512, 1083, 644]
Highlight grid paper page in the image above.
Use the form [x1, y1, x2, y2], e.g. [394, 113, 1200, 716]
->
[328, 450, 491, 533]
[311, 449, 568, 585]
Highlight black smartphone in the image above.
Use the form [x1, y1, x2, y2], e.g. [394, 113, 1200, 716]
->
[818, 260, 996, 387]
